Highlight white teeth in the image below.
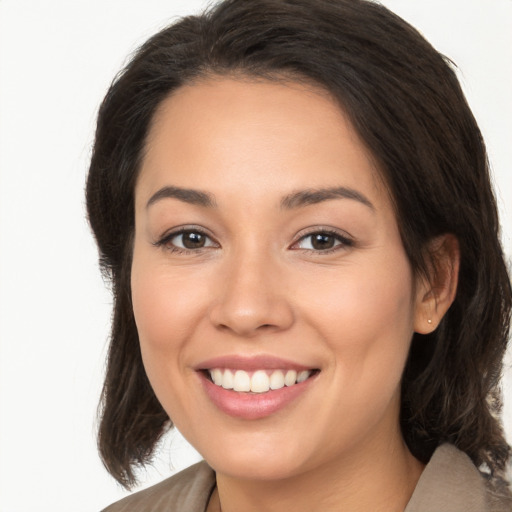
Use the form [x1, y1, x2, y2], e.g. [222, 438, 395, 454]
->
[297, 370, 310, 383]
[208, 368, 313, 392]
[211, 368, 223, 386]
[221, 369, 234, 389]
[233, 370, 251, 392]
[284, 369, 297, 386]
[251, 370, 270, 393]
[269, 370, 285, 390]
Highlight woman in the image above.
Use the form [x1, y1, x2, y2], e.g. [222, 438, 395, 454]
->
[86, 0, 512, 510]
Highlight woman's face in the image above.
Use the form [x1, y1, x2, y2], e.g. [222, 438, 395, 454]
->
[131, 78, 428, 480]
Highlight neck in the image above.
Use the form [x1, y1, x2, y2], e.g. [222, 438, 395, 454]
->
[209, 434, 424, 512]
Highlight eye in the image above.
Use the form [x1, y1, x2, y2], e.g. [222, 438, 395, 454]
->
[155, 228, 218, 252]
[293, 230, 353, 252]
[173, 231, 213, 249]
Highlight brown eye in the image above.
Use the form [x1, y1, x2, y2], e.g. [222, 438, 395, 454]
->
[159, 229, 217, 251]
[294, 230, 353, 252]
[310, 233, 336, 250]
[180, 231, 207, 249]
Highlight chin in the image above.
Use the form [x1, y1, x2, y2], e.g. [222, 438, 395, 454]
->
[187, 422, 326, 482]
[206, 448, 310, 481]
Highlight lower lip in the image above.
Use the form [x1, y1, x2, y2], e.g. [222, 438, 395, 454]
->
[199, 372, 316, 420]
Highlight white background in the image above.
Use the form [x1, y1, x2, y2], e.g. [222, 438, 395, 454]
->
[0, 1, 511, 510]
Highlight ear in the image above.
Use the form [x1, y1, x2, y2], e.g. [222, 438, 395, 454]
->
[414, 234, 460, 334]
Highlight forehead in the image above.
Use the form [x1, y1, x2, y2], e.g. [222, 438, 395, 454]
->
[137, 77, 387, 209]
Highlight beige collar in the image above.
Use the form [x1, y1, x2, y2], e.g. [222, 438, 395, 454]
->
[405, 444, 488, 512]
[103, 444, 494, 511]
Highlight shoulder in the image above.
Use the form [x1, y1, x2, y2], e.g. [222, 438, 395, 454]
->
[406, 444, 512, 512]
[101, 461, 216, 512]
[484, 474, 512, 512]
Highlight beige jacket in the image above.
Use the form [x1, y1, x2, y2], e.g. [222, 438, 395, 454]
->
[102, 444, 511, 511]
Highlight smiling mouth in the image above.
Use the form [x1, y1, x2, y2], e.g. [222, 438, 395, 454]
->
[205, 368, 319, 393]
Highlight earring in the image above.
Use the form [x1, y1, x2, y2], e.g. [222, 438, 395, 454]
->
[427, 319, 432, 324]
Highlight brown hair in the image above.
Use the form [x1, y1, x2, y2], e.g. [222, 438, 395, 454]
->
[86, 0, 511, 489]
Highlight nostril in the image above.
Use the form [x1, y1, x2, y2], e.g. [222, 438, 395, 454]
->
[208, 291, 295, 336]
[215, 322, 278, 335]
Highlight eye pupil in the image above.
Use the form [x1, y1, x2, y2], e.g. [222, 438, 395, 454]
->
[182, 231, 206, 249]
[311, 234, 335, 250]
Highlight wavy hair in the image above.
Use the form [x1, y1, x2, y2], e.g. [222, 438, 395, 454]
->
[86, 0, 511, 489]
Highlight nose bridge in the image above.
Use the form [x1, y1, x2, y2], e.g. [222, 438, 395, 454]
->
[209, 240, 294, 336]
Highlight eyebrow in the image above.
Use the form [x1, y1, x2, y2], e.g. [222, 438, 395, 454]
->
[280, 187, 375, 211]
[146, 185, 374, 211]
[146, 186, 217, 209]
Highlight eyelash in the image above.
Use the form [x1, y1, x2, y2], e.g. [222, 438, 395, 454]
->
[292, 229, 354, 254]
[154, 227, 354, 255]
[153, 227, 218, 255]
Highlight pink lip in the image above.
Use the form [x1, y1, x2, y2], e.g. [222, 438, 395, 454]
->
[195, 354, 312, 372]
[199, 375, 315, 420]
[195, 355, 318, 420]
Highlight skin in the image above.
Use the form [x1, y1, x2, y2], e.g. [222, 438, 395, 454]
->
[131, 77, 458, 512]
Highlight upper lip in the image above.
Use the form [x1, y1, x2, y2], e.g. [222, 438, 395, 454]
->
[195, 355, 315, 372]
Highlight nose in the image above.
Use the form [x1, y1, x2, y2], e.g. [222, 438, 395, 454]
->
[208, 250, 295, 337]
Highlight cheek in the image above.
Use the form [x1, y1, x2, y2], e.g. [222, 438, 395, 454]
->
[299, 254, 416, 390]
[311, 263, 416, 447]
[130, 247, 211, 402]
[131, 257, 205, 350]
[130, 255, 211, 424]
